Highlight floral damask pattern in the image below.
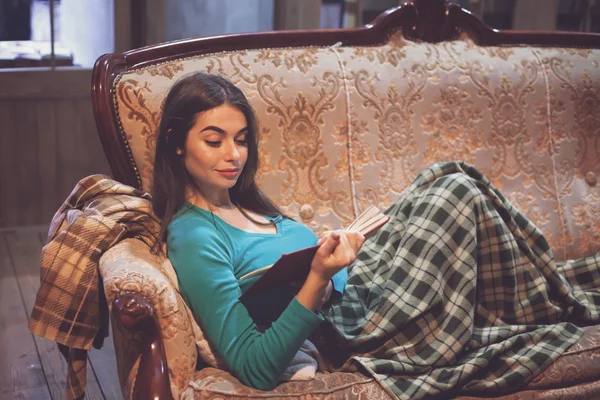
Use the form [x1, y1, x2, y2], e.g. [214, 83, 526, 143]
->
[254, 48, 320, 74]
[112, 34, 600, 261]
[170, 354, 195, 393]
[332, 114, 371, 182]
[352, 67, 423, 195]
[254, 70, 351, 231]
[116, 79, 161, 189]
[469, 60, 539, 179]
[184, 368, 394, 400]
[423, 40, 472, 72]
[421, 85, 484, 166]
[135, 62, 185, 79]
[255, 126, 274, 184]
[262, 75, 333, 203]
[559, 48, 595, 59]
[551, 65, 600, 169]
[542, 54, 600, 259]
[533, 92, 570, 156]
[351, 31, 408, 67]
[204, 52, 257, 86]
[116, 79, 159, 142]
[572, 189, 600, 255]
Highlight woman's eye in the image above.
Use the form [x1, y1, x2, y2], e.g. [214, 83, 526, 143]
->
[205, 141, 221, 147]
[235, 139, 248, 146]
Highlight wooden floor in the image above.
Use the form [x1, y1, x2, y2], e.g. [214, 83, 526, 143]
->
[0, 226, 124, 400]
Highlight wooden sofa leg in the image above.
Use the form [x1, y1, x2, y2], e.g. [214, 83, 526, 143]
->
[112, 292, 174, 400]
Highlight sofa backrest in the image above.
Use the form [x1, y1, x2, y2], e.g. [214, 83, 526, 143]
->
[93, 1, 600, 260]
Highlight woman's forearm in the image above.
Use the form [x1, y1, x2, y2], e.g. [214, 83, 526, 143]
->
[296, 271, 330, 311]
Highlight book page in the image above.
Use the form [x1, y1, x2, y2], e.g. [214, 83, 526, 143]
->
[239, 264, 274, 281]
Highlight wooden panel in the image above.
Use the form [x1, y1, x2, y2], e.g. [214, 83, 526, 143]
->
[0, 68, 91, 100]
[5, 230, 107, 400]
[56, 99, 82, 199]
[114, 0, 133, 53]
[274, 0, 322, 30]
[0, 233, 51, 400]
[513, 0, 559, 30]
[76, 97, 110, 180]
[0, 102, 19, 227]
[145, 0, 166, 46]
[0, 70, 112, 228]
[13, 101, 42, 226]
[37, 100, 62, 222]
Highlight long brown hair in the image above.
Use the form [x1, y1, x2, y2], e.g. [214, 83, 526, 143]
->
[151, 72, 287, 254]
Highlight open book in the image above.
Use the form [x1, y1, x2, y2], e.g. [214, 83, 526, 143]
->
[239, 205, 390, 300]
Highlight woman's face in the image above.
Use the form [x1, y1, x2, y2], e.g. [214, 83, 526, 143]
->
[181, 103, 249, 198]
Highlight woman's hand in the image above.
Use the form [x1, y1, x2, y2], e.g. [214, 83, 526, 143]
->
[296, 230, 364, 312]
[311, 230, 364, 281]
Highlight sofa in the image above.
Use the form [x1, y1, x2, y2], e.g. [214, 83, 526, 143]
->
[91, 0, 600, 398]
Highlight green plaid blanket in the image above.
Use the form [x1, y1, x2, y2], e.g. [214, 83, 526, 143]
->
[321, 162, 600, 399]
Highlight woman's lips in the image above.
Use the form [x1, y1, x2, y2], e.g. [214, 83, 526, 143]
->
[216, 169, 240, 179]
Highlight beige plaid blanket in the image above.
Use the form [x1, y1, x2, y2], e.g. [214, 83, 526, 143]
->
[28, 174, 159, 400]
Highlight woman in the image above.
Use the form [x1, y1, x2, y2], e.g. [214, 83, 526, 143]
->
[152, 72, 361, 390]
[152, 72, 600, 399]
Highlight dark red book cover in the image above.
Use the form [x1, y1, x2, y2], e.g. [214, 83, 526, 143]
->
[239, 214, 390, 301]
[239, 245, 319, 300]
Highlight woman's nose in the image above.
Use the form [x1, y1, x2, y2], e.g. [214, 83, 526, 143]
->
[224, 141, 241, 161]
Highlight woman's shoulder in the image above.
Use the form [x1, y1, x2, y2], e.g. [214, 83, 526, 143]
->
[170, 203, 208, 229]
[168, 205, 226, 247]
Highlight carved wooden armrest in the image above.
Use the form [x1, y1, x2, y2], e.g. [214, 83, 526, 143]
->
[100, 238, 198, 400]
[112, 291, 174, 400]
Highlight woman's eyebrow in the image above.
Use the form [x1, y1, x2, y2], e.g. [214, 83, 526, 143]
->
[200, 126, 248, 134]
[200, 125, 225, 134]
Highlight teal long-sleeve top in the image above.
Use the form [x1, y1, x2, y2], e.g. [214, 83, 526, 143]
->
[167, 203, 347, 390]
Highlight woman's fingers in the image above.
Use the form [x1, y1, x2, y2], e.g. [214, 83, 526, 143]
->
[317, 234, 328, 246]
[346, 231, 365, 253]
[316, 231, 340, 256]
[335, 232, 358, 265]
[312, 230, 365, 279]
[317, 230, 334, 246]
[317, 230, 364, 261]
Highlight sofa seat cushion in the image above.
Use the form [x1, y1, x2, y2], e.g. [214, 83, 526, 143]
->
[457, 324, 600, 399]
[457, 380, 600, 400]
[183, 369, 394, 399]
[525, 324, 600, 390]
[184, 325, 600, 399]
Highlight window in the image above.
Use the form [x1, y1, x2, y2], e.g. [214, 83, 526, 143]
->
[556, 0, 600, 32]
[451, 0, 600, 32]
[321, 0, 345, 29]
[0, 0, 114, 69]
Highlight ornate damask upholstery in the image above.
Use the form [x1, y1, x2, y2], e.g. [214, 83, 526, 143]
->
[95, 4, 600, 399]
[114, 32, 600, 260]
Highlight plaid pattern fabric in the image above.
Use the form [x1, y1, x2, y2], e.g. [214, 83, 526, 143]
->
[321, 161, 600, 400]
[28, 174, 159, 400]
